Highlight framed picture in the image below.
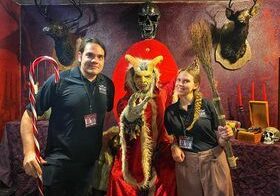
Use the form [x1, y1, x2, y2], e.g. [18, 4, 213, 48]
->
[249, 101, 269, 128]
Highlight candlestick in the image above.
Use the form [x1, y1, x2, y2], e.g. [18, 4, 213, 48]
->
[237, 84, 243, 106]
[262, 82, 267, 101]
[251, 81, 255, 100]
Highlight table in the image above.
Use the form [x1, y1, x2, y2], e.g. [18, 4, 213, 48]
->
[0, 121, 48, 196]
[0, 121, 279, 196]
[231, 140, 280, 196]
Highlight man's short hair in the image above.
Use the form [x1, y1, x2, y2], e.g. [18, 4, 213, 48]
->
[79, 37, 107, 57]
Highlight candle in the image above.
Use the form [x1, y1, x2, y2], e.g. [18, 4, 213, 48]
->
[237, 84, 243, 106]
[262, 82, 267, 101]
[251, 81, 255, 100]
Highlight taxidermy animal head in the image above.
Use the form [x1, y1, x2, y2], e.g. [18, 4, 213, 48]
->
[35, 0, 96, 67]
[212, 0, 259, 68]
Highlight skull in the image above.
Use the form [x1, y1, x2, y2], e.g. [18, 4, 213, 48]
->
[263, 127, 280, 144]
[138, 2, 160, 39]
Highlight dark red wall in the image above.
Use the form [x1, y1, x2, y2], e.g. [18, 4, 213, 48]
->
[20, 0, 280, 129]
[0, 0, 20, 140]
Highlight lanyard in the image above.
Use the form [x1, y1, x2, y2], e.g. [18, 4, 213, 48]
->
[178, 108, 193, 135]
[79, 69, 96, 114]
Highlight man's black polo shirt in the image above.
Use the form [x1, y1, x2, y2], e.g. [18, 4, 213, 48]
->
[164, 99, 219, 153]
[28, 66, 114, 164]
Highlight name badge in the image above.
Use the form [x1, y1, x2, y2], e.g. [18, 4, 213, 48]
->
[84, 113, 97, 128]
[178, 136, 193, 150]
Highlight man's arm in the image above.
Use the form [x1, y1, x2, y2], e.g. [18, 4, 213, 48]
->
[20, 110, 45, 178]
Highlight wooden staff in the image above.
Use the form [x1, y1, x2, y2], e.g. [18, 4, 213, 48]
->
[190, 20, 238, 168]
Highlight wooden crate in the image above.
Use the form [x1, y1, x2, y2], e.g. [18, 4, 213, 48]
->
[237, 129, 263, 144]
[237, 101, 269, 144]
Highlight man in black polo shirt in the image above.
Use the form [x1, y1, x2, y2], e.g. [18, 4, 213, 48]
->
[20, 38, 115, 196]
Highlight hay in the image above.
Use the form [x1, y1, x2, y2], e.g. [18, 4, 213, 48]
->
[190, 20, 216, 95]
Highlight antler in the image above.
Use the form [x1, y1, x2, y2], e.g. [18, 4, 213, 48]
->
[34, 0, 49, 21]
[34, 0, 83, 25]
[249, 0, 259, 15]
[251, 0, 258, 8]
[63, 0, 82, 25]
[228, 0, 233, 9]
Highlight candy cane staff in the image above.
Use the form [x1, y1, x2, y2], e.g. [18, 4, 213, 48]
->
[28, 56, 59, 196]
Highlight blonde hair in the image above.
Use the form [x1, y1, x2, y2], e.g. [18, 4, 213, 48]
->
[174, 58, 203, 131]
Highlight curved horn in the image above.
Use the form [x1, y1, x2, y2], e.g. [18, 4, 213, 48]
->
[149, 55, 163, 69]
[125, 54, 140, 69]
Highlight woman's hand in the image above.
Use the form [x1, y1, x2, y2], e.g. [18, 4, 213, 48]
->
[171, 144, 185, 162]
[217, 125, 234, 147]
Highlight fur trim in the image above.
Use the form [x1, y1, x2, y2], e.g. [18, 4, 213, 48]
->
[149, 99, 158, 147]
[119, 99, 157, 188]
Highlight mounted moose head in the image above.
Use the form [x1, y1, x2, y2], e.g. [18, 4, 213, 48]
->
[214, 0, 260, 70]
[35, 0, 96, 68]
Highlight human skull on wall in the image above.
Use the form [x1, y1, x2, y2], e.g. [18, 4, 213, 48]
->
[263, 127, 280, 144]
[138, 2, 160, 39]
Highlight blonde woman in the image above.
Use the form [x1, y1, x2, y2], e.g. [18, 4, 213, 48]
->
[164, 60, 234, 196]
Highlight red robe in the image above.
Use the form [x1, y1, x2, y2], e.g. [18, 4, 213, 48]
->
[107, 90, 176, 196]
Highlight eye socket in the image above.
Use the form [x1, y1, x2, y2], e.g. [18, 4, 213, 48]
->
[150, 15, 159, 22]
[138, 15, 146, 22]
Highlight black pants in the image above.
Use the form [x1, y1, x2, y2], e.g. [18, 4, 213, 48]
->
[42, 160, 95, 196]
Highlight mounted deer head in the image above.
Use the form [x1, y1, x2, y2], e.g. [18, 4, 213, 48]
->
[35, 0, 96, 67]
[213, 0, 260, 70]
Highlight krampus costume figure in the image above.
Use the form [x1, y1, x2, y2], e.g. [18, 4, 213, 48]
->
[107, 39, 178, 196]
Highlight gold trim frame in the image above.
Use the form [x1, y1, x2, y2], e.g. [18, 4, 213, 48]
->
[249, 101, 269, 128]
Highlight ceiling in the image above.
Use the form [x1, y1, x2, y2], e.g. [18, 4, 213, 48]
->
[13, 0, 246, 5]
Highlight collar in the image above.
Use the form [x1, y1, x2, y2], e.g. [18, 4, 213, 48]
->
[176, 99, 195, 111]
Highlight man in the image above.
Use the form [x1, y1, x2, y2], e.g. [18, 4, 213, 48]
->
[20, 38, 114, 196]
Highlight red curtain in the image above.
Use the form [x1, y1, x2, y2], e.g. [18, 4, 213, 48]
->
[0, 0, 20, 140]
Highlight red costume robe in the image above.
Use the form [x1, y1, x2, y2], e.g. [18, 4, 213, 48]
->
[107, 39, 178, 196]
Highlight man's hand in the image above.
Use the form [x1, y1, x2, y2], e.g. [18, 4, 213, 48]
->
[23, 152, 46, 178]
[171, 144, 185, 163]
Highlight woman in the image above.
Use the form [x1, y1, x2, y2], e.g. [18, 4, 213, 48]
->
[164, 60, 234, 196]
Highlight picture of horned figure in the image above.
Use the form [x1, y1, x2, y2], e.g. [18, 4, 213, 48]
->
[213, 0, 259, 69]
[35, 0, 96, 67]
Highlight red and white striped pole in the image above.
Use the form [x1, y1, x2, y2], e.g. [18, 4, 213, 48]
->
[29, 56, 60, 196]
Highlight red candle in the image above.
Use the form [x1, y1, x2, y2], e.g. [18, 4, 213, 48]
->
[262, 82, 267, 101]
[251, 81, 255, 100]
[237, 84, 243, 106]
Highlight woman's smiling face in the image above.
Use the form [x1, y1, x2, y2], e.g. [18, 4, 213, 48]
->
[175, 71, 198, 97]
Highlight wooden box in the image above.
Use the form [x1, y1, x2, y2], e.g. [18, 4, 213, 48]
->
[237, 128, 263, 144]
[237, 101, 269, 144]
